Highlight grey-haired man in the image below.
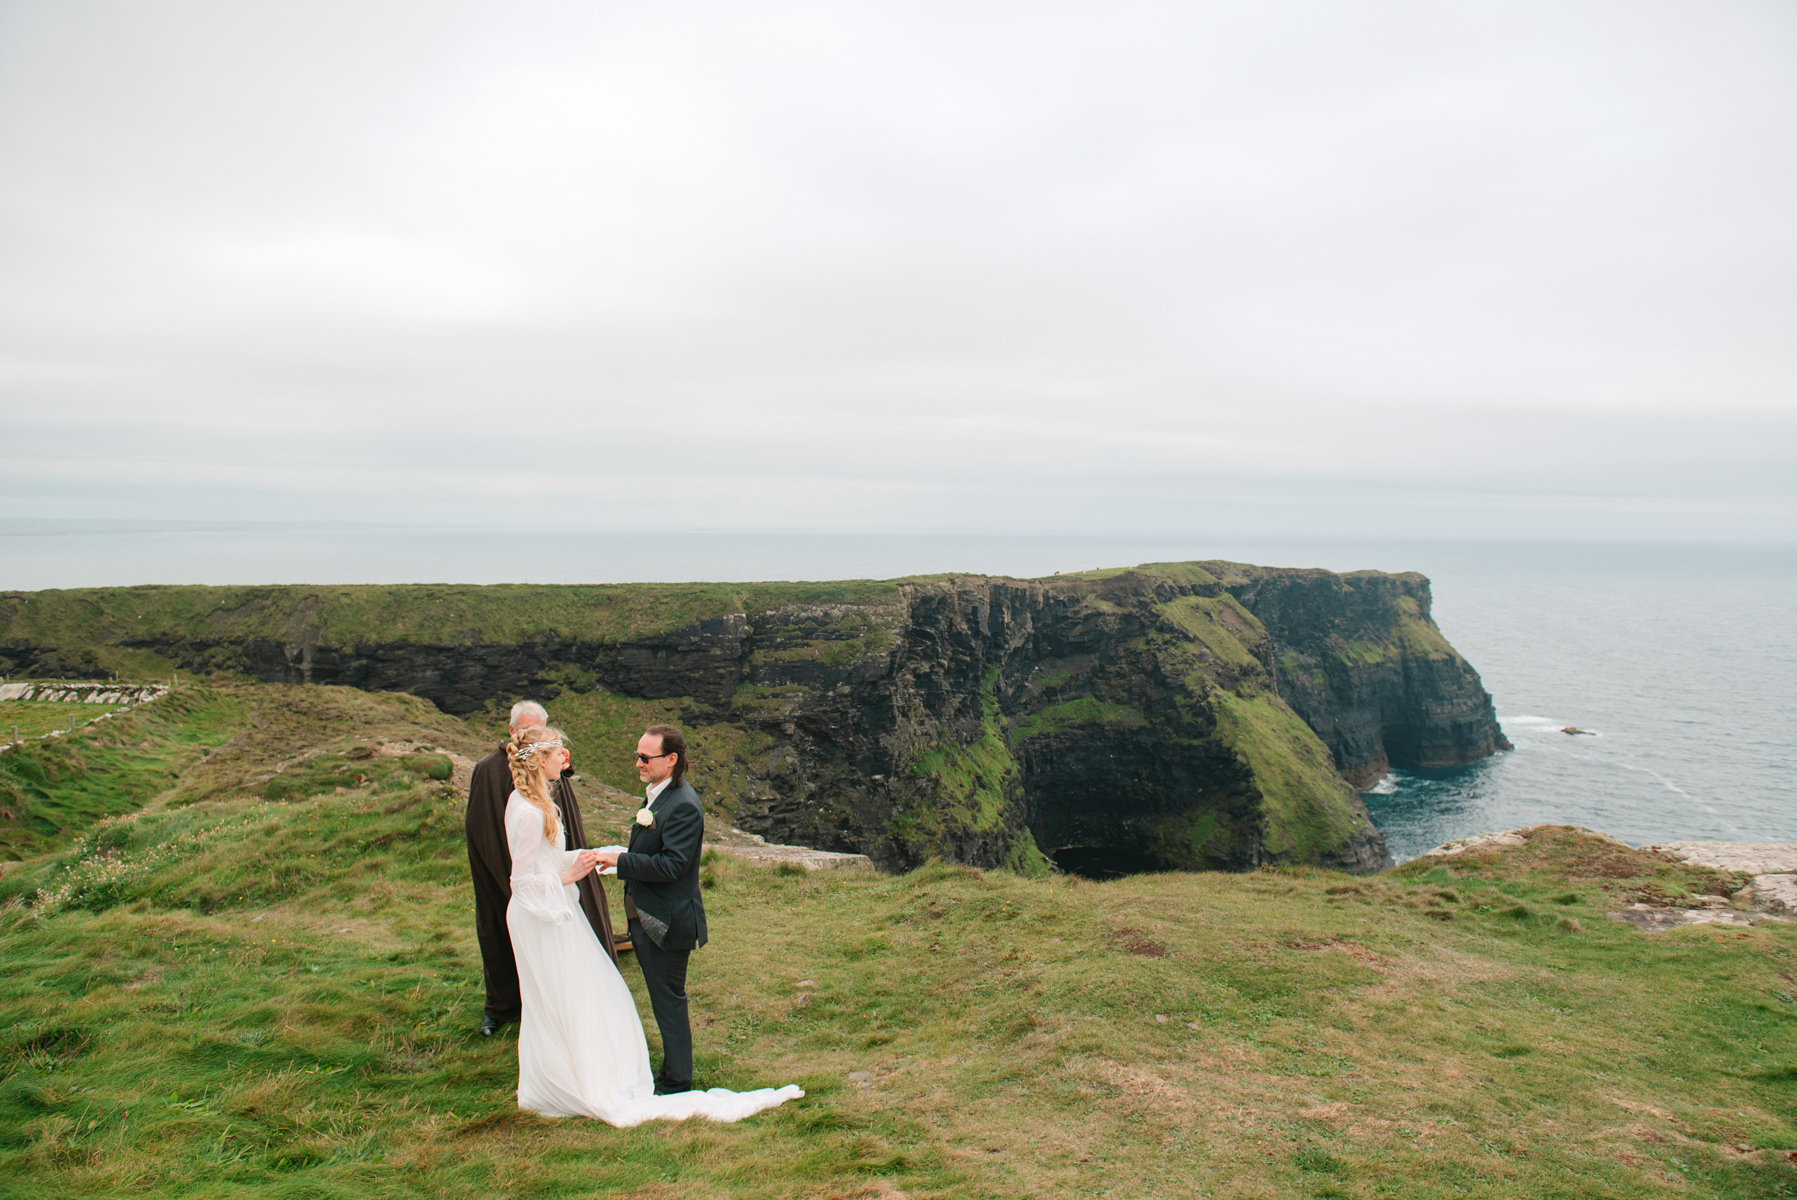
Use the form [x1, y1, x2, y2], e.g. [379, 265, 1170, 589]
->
[465, 700, 615, 1036]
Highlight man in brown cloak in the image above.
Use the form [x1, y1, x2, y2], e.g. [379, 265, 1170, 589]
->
[466, 699, 616, 1036]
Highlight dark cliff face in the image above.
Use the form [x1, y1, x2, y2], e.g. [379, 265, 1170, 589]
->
[0, 563, 1508, 877]
[1220, 567, 1512, 785]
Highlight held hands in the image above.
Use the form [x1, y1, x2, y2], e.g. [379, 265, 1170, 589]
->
[559, 849, 604, 884]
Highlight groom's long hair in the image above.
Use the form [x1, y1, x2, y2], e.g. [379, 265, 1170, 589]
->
[507, 725, 566, 842]
[647, 724, 687, 787]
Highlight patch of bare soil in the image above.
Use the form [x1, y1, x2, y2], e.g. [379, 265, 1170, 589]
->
[1280, 937, 1389, 969]
[1110, 928, 1169, 957]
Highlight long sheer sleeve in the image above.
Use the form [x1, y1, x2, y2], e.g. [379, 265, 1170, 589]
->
[507, 793, 580, 924]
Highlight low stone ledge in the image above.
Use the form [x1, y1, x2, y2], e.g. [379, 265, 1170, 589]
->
[1421, 832, 1528, 857]
[1420, 826, 1630, 858]
[705, 841, 873, 871]
[1639, 843, 1797, 923]
[1730, 874, 1797, 918]
[1643, 841, 1797, 875]
[1607, 904, 1762, 932]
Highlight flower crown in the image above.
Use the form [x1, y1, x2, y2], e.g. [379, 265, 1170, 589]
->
[511, 738, 563, 764]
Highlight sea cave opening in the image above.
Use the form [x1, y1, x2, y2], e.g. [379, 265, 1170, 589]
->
[1044, 841, 1165, 880]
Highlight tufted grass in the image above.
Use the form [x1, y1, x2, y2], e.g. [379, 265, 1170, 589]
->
[0, 688, 250, 860]
[0, 692, 1793, 1197]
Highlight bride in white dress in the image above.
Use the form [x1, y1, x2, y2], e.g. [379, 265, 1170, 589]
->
[504, 725, 802, 1125]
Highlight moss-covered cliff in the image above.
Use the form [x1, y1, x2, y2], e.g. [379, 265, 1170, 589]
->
[1209, 564, 1513, 785]
[0, 562, 1508, 876]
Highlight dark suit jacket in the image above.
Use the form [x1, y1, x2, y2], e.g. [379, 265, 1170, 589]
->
[465, 744, 616, 962]
[616, 779, 708, 951]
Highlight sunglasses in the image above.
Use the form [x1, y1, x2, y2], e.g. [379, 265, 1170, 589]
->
[635, 751, 674, 763]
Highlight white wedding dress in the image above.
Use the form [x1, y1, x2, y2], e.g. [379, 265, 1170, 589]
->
[505, 791, 803, 1126]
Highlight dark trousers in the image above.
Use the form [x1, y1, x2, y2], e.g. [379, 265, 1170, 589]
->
[630, 920, 693, 1087]
[471, 854, 520, 1023]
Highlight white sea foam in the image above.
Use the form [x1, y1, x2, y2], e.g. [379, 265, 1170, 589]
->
[1620, 761, 1711, 809]
[1363, 773, 1398, 795]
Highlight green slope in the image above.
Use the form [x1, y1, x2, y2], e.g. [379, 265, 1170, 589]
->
[0, 687, 1792, 1198]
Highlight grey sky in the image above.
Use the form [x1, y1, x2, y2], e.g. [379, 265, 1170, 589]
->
[2, 0, 1793, 542]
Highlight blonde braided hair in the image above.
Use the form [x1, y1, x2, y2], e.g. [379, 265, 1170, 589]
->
[506, 725, 566, 843]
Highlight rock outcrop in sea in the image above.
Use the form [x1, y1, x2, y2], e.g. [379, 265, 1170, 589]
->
[0, 562, 1508, 876]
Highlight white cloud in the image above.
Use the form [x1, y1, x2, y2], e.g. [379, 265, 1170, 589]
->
[1, 0, 1793, 542]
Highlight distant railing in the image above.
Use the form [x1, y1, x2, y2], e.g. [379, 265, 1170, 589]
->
[0, 681, 171, 704]
[1, 679, 175, 752]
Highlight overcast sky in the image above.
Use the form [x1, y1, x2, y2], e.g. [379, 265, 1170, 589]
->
[2, 0, 1793, 543]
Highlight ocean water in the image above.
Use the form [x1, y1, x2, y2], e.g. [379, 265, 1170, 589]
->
[1358, 542, 1797, 861]
[3, 524, 1792, 859]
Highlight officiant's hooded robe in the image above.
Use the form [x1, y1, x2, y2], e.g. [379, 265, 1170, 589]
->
[466, 745, 617, 1024]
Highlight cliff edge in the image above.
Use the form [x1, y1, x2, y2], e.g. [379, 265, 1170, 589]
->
[0, 561, 1508, 876]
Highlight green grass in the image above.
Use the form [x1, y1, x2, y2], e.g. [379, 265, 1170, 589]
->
[1392, 595, 1459, 661]
[1002, 828, 1054, 880]
[0, 700, 124, 741]
[2, 566, 1471, 875]
[0, 581, 911, 674]
[745, 605, 903, 670]
[3, 688, 1794, 1196]
[151, 687, 483, 806]
[488, 689, 688, 798]
[1212, 692, 1370, 861]
[0, 689, 251, 860]
[901, 670, 1023, 853]
[1129, 562, 1227, 586]
[491, 690, 779, 822]
[1328, 594, 1460, 672]
[1337, 639, 1392, 666]
[1153, 593, 1268, 675]
[0, 567, 1436, 681]
[1143, 789, 1264, 871]
[3, 786, 1795, 1198]
[1007, 696, 1144, 743]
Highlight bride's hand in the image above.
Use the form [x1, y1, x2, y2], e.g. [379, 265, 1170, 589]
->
[559, 849, 602, 883]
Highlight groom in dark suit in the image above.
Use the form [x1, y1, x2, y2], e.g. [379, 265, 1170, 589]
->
[596, 723, 707, 1095]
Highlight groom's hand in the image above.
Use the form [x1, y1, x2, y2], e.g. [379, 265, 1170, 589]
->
[559, 849, 603, 884]
[595, 849, 622, 870]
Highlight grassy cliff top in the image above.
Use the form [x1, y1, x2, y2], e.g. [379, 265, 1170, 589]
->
[0, 580, 910, 650]
[0, 687, 1791, 1198]
[0, 563, 1433, 659]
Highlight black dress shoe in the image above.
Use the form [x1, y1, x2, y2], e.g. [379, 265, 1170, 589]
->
[653, 1081, 692, 1096]
[479, 1016, 502, 1037]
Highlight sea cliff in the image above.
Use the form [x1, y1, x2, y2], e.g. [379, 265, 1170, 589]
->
[0, 561, 1507, 876]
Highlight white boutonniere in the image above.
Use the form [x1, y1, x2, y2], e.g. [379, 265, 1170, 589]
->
[635, 807, 656, 828]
